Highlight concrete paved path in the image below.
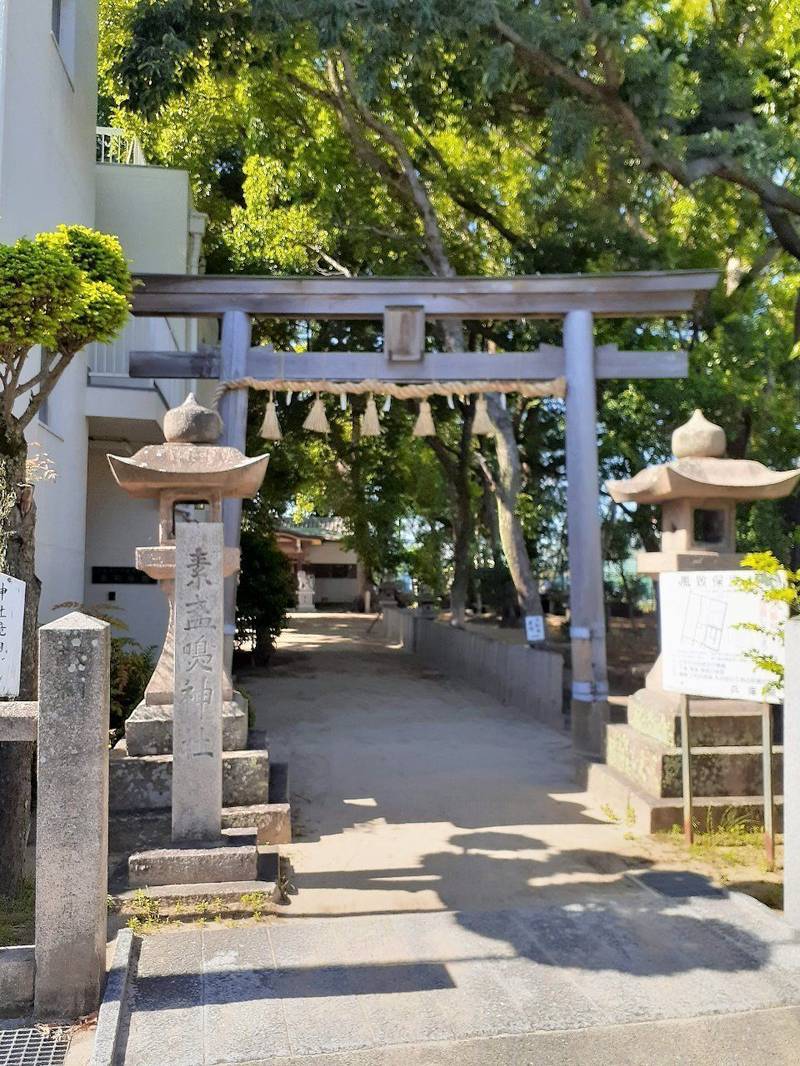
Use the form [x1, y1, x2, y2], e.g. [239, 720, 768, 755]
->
[118, 614, 800, 1064]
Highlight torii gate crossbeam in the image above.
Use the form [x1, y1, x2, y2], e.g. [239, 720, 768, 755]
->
[128, 269, 718, 755]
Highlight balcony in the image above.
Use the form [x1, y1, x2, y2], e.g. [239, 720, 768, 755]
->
[96, 126, 146, 166]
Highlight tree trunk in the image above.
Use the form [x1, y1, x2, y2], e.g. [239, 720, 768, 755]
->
[427, 402, 475, 627]
[0, 442, 39, 897]
[486, 396, 544, 617]
[450, 480, 472, 627]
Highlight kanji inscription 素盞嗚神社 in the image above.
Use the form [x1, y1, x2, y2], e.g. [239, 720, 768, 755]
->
[172, 522, 224, 842]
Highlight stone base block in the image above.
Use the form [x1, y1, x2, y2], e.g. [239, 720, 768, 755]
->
[606, 723, 782, 799]
[570, 697, 610, 756]
[0, 945, 35, 1018]
[110, 747, 269, 812]
[224, 803, 291, 845]
[110, 761, 291, 852]
[110, 802, 289, 852]
[128, 842, 258, 888]
[125, 691, 249, 756]
[581, 758, 784, 834]
[628, 688, 767, 748]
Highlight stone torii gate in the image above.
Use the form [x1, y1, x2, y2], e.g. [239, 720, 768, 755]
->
[129, 270, 718, 753]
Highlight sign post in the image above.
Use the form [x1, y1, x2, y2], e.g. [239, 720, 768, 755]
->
[679, 694, 694, 843]
[761, 701, 775, 869]
[660, 571, 785, 853]
[0, 573, 25, 699]
[784, 620, 800, 928]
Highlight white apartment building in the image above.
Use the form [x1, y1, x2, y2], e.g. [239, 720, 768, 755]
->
[0, 0, 206, 650]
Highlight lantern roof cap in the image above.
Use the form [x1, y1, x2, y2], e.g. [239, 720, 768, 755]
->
[107, 395, 268, 499]
[163, 392, 223, 444]
[671, 409, 726, 458]
[606, 409, 800, 504]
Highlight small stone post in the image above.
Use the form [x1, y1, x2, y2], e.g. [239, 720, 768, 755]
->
[172, 521, 224, 842]
[783, 619, 800, 929]
[34, 612, 110, 1020]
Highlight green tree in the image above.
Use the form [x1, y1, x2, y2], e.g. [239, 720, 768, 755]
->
[0, 225, 131, 896]
[107, 0, 800, 611]
[236, 528, 296, 664]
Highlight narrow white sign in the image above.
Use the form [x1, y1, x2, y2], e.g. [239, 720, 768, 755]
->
[0, 573, 25, 698]
[524, 614, 545, 643]
[660, 570, 787, 704]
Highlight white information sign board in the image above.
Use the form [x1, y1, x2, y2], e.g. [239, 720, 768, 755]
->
[660, 570, 786, 704]
[0, 573, 25, 698]
[524, 614, 545, 643]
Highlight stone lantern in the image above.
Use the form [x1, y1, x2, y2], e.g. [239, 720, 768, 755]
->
[107, 393, 268, 754]
[608, 409, 800, 576]
[587, 411, 800, 832]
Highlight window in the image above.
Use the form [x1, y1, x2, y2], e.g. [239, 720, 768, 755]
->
[309, 564, 358, 580]
[693, 508, 725, 546]
[173, 500, 211, 534]
[37, 350, 55, 433]
[51, 0, 76, 78]
[51, 0, 62, 40]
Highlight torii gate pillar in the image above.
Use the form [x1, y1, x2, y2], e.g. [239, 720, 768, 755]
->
[564, 311, 609, 754]
[219, 310, 252, 675]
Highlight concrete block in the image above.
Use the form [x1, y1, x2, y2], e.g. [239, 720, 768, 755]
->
[128, 843, 258, 887]
[0, 945, 34, 1017]
[109, 748, 268, 812]
[35, 612, 110, 1021]
[125, 692, 248, 756]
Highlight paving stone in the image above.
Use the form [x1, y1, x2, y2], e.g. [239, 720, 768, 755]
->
[124, 930, 205, 1066]
[203, 968, 290, 1064]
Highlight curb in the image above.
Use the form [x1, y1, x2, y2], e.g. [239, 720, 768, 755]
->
[89, 929, 139, 1066]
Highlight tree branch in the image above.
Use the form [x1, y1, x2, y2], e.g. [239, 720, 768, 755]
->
[494, 12, 800, 257]
[337, 51, 455, 278]
[17, 349, 74, 433]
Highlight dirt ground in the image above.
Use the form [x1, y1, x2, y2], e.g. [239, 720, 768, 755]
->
[244, 612, 780, 916]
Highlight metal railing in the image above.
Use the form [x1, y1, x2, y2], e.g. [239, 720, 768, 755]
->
[88, 319, 193, 410]
[96, 126, 146, 166]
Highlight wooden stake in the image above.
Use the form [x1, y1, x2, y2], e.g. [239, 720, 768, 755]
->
[762, 701, 775, 871]
[680, 694, 693, 844]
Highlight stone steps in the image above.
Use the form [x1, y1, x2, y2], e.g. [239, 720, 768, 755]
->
[581, 758, 783, 833]
[125, 693, 248, 756]
[109, 761, 291, 850]
[109, 744, 268, 812]
[605, 723, 782, 799]
[627, 688, 770, 747]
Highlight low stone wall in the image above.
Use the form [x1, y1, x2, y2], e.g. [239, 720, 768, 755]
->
[380, 607, 565, 730]
[0, 945, 34, 1017]
[381, 604, 416, 651]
